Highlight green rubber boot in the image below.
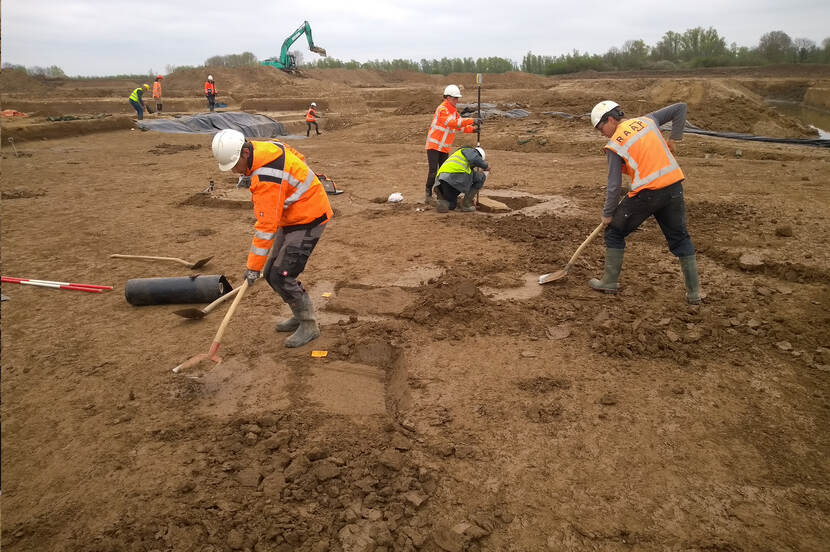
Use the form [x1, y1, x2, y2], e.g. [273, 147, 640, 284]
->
[274, 302, 301, 333]
[588, 248, 624, 294]
[679, 255, 701, 305]
[285, 293, 320, 348]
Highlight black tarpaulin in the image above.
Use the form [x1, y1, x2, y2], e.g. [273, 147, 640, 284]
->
[137, 112, 286, 138]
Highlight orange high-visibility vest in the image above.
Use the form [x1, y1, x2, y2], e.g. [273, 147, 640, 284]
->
[604, 117, 684, 196]
[425, 100, 475, 153]
[153, 81, 162, 99]
[306, 108, 318, 122]
[245, 141, 333, 271]
[204, 81, 217, 95]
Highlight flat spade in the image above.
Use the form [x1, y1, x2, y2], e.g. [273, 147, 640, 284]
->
[539, 222, 605, 284]
[110, 254, 213, 269]
[172, 286, 241, 319]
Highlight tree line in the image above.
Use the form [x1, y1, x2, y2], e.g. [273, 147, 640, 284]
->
[4, 28, 829, 79]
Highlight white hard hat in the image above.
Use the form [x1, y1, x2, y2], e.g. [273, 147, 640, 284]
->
[310, 102, 317, 106]
[212, 129, 245, 171]
[207, 74, 214, 81]
[591, 100, 620, 128]
[475, 147, 485, 160]
[443, 84, 462, 98]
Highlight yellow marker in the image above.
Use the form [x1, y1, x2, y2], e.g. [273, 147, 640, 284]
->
[311, 350, 328, 358]
[322, 292, 332, 298]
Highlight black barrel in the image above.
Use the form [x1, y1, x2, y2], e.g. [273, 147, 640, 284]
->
[125, 275, 232, 306]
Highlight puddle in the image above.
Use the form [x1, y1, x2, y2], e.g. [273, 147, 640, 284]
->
[480, 273, 543, 301]
[357, 265, 444, 287]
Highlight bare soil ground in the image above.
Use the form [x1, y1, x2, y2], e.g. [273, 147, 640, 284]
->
[1, 66, 829, 552]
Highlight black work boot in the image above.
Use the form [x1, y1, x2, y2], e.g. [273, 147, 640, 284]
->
[285, 293, 320, 348]
[588, 248, 624, 294]
[679, 255, 701, 305]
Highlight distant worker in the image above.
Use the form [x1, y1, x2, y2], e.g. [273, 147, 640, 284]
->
[152, 75, 163, 114]
[211, 129, 333, 348]
[434, 147, 490, 213]
[204, 75, 217, 112]
[128, 84, 150, 120]
[424, 84, 479, 205]
[588, 100, 701, 304]
[306, 102, 321, 136]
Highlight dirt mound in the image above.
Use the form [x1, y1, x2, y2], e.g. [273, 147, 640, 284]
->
[0, 68, 52, 95]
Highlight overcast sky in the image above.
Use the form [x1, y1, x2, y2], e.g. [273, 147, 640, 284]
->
[3, 0, 829, 76]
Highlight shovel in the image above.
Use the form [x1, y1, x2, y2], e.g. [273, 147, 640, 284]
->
[172, 279, 249, 375]
[172, 285, 241, 319]
[539, 222, 605, 284]
[110, 254, 213, 269]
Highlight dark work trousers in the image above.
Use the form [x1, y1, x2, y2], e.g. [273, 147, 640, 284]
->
[264, 223, 326, 306]
[129, 99, 143, 120]
[206, 93, 215, 112]
[425, 149, 449, 197]
[437, 180, 461, 210]
[605, 180, 694, 257]
[154, 99, 162, 113]
[306, 121, 320, 136]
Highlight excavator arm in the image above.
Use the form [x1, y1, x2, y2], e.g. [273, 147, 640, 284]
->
[262, 21, 326, 71]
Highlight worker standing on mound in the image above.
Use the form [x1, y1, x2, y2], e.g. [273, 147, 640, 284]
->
[152, 75, 163, 114]
[211, 129, 333, 348]
[588, 100, 701, 304]
[204, 75, 217, 112]
[434, 146, 490, 213]
[128, 84, 150, 120]
[306, 102, 321, 136]
[424, 85, 479, 205]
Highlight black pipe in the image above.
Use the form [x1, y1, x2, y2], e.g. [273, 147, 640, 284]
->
[125, 275, 232, 306]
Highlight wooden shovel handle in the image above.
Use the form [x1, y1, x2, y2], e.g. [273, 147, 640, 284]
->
[564, 222, 605, 270]
[202, 286, 241, 314]
[210, 280, 248, 346]
[110, 254, 190, 266]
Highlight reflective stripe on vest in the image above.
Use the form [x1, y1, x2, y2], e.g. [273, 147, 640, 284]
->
[436, 149, 472, 176]
[129, 88, 141, 102]
[604, 117, 683, 193]
[251, 142, 319, 207]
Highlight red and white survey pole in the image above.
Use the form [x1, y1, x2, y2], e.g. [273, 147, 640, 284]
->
[1, 276, 113, 293]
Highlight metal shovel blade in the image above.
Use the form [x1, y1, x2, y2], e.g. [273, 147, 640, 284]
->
[538, 268, 569, 285]
[172, 307, 208, 319]
[189, 256, 213, 269]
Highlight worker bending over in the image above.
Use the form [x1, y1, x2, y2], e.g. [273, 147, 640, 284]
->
[306, 102, 321, 136]
[211, 129, 333, 347]
[128, 84, 150, 120]
[589, 100, 701, 304]
[152, 75, 163, 114]
[424, 85, 479, 204]
[204, 75, 217, 112]
[434, 147, 490, 213]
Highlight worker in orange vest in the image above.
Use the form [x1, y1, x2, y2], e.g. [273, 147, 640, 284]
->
[152, 75, 163, 114]
[589, 100, 700, 304]
[306, 102, 321, 136]
[424, 84, 479, 204]
[211, 129, 333, 347]
[204, 75, 217, 112]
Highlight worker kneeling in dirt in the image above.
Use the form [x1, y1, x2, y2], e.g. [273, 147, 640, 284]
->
[433, 147, 489, 213]
[211, 129, 333, 347]
[589, 100, 701, 304]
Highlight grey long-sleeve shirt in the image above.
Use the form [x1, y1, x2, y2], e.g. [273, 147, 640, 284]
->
[602, 102, 687, 217]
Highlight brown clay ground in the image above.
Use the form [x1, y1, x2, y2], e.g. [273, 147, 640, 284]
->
[1, 66, 829, 552]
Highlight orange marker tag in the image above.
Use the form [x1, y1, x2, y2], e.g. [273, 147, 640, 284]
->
[311, 350, 328, 358]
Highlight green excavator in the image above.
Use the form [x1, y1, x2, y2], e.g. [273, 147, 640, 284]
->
[261, 21, 327, 72]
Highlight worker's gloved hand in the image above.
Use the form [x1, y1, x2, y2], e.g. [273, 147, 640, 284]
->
[243, 269, 260, 286]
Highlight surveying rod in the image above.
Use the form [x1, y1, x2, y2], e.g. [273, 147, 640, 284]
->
[475, 73, 483, 206]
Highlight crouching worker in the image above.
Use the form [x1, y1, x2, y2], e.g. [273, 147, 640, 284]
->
[433, 147, 489, 213]
[211, 129, 333, 347]
[589, 100, 701, 304]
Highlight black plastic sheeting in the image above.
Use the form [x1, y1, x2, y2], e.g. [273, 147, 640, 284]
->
[137, 112, 286, 138]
